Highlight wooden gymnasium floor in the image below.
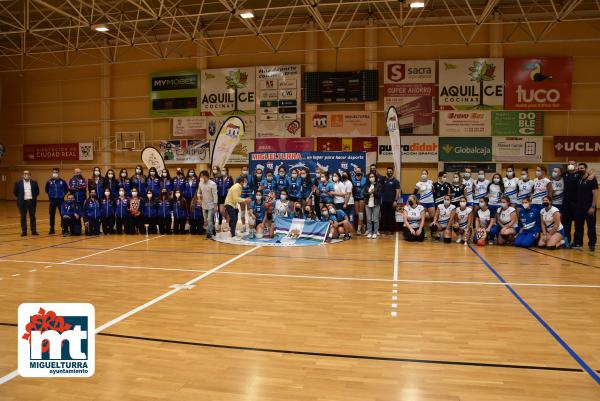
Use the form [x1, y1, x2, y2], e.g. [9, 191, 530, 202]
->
[0, 200, 599, 400]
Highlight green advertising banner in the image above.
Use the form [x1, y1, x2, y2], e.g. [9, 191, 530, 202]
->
[439, 137, 492, 162]
[150, 70, 200, 117]
[491, 111, 544, 136]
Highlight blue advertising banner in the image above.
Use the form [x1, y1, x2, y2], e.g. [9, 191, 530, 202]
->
[248, 151, 366, 176]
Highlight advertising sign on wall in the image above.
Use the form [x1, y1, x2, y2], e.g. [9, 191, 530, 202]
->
[438, 137, 493, 162]
[218, 139, 254, 165]
[255, 138, 313, 152]
[491, 111, 544, 136]
[255, 65, 302, 138]
[378, 136, 438, 163]
[23, 143, 93, 161]
[150, 71, 200, 117]
[504, 57, 572, 110]
[172, 117, 206, 138]
[439, 111, 491, 136]
[249, 152, 366, 176]
[493, 136, 542, 162]
[306, 111, 372, 137]
[439, 58, 504, 110]
[384, 60, 436, 135]
[553, 136, 600, 157]
[200, 67, 256, 116]
[159, 140, 210, 164]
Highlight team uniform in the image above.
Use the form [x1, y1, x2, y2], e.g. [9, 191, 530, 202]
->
[551, 177, 564, 211]
[473, 179, 490, 204]
[463, 179, 475, 206]
[171, 198, 187, 234]
[188, 201, 204, 235]
[433, 181, 450, 207]
[475, 207, 492, 242]
[183, 177, 199, 201]
[514, 207, 540, 248]
[100, 197, 115, 234]
[118, 178, 132, 197]
[516, 179, 534, 208]
[450, 183, 465, 207]
[146, 176, 161, 197]
[503, 177, 518, 204]
[68, 175, 87, 207]
[88, 178, 104, 197]
[541, 206, 565, 237]
[82, 197, 101, 235]
[490, 206, 518, 239]
[157, 197, 172, 235]
[131, 175, 147, 196]
[159, 177, 173, 195]
[436, 204, 455, 230]
[415, 180, 435, 209]
[45, 177, 68, 233]
[114, 197, 130, 234]
[275, 175, 290, 198]
[259, 178, 276, 198]
[403, 204, 425, 242]
[60, 200, 81, 236]
[454, 206, 473, 242]
[487, 183, 503, 213]
[318, 180, 334, 205]
[143, 198, 158, 234]
[531, 177, 551, 213]
[104, 178, 120, 198]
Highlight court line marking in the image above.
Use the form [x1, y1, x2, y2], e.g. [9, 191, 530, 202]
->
[2, 258, 599, 289]
[0, 237, 91, 259]
[0, 244, 261, 386]
[469, 245, 600, 385]
[526, 248, 600, 269]
[393, 232, 399, 282]
[59, 235, 164, 264]
[0, 321, 592, 374]
[0, 219, 48, 228]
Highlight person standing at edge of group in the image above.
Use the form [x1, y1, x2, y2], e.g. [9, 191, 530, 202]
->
[45, 167, 68, 234]
[198, 170, 219, 239]
[14, 170, 40, 236]
[562, 160, 579, 247]
[381, 167, 401, 235]
[224, 175, 251, 240]
[573, 163, 598, 251]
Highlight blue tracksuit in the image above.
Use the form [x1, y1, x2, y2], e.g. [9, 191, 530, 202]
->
[100, 197, 115, 218]
[160, 178, 173, 194]
[45, 177, 68, 230]
[131, 175, 146, 195]
[275, 175, 289, 197]
[300, 177, 313, 200]
[237, 175, 253, 198]
[172, 199, 187, 219]
[68, 175, 87, 206]
[329, 209, 348, 223]
[143, 200, 158, 218]
[288, 177, 302, 200]
[60, 200, 81, 235]
[146, 177, 161, 197]
[115, 198, 130, 218]
[83, 198, 101, 220]
[157, 199, 172, 218]
[172, 176, 185, 193]
[88, 178, 104, 196]
[104, 179, 120, 198]
[183, 177, 199, 200]
[216, 176, 234, 198]
[514, 207, 541, 248]
[118, 178, 132, 197]
[250, 200, 266, 223]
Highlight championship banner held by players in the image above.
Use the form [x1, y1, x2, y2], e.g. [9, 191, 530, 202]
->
[211, 116, 245, 168]
[386, 106, 402, 180]
[272, 217, 329, 245]
[249, 152, 366, 177]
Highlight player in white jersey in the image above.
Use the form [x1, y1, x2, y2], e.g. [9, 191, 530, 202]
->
[538, 195, 565, 249]
[487, 173, 504, 209]
[473, 170, 489, 206]
[414, 169, 436, 221]
[402, 195, 425, 242]
[462, 168, 475, 206]
[491, 196, 518, 245]
[475, 197, 495, 246]
[452, 197, 473, 244]
[531, 166, 553, 213]
[516, 168, 534, 209]
[550, 167, 564, 211]
[431, 194, 455, 243]
[503, 167, 518, 205]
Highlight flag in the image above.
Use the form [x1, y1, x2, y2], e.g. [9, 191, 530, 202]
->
[386, 106, 402, 183]
[210, 116, 245, 169]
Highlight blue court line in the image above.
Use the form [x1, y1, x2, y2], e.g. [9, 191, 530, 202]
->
[49, 244, 482, 265]
[0, 237, 90, 259]
[468, 245, 600, 385]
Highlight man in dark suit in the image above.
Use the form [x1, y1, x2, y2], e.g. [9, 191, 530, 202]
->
[13, 170, 40, 236]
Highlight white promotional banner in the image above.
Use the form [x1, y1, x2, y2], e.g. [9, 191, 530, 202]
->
[205, 115, 255, 140]
[439, 58, 504, 110]
[255, 65, 302, 138]
[201, 67, 256, 115]
[439, 111, 491, 136]
[385, 107, 402, 180]
[306, 111, 372, 137]
[172, 116, 206, 137]
[211, 116, 245, 168]
[493, 136, 542, 162]
[216, 139, 254, 165]
[383, 60, 436, 135]
[378, 136, 438, 163]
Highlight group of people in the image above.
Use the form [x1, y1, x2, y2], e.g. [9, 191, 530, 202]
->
[12, 160, 597, 250]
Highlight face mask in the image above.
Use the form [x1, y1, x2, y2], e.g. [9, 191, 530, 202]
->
[305, 208, 311, 213]
[121, 173, 127, 178]
[387, 172, 393, 177]
[321, 177, 326, 182]
[369, 177, 376, 183]
[301, 174, 307, 178]
[535, 170, 542, 177]
[175, 193, 181, 198]
[551, 172, 558, 178]
[328, 208, 335, 214]
[479, 201, 486, 208]
[408, 200, 415, 206]
[523, 203, 530, 209]
[332, 176, 339, 182]
[162, 173, 167, 177]
[52, 173, 58, 178]
[135, 169, 141, 174]
[256, 195, 262, 201]
[501, 202, 508, 209]
[444, 200, 451, 207]
[279, 172, 285, 177]
[295, 207, 301, 212]
[478, 175, 485, 181]
[189, 172, 195, 177]
[322, 211, 329, 217]
[567, 164, 575, 171]
[521, 174, 528, 180]
[421, 174, 427, 181]
[119, 191, 125, 196]
[342, 175, 348, 181]
[460, 202, 467, 207]
[507, 171, 514, 178]
[464, 173, 471, 179]
[131, 191, 138, 196]
[108, 174, 114, 178]
[147, 193, 152, 198]
[493, 178, 500, 184]
[150, 171, 156, 176]
[94, 171, 100, 176]
[291, 174, 297, 179]
[243, 183, 248, 188]
[256, 174, 263, 179]
[280, 195, 287, 201]
[267, 176, 273, 181]
[105, 192, 110, 197]
[453, 177, 459, 183]
[542, 201, 550, 207]
[242, 170, 248, 175]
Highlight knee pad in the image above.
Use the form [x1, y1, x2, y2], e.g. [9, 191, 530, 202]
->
[358, 212, 364, 221]
[443, 237, 451, 243]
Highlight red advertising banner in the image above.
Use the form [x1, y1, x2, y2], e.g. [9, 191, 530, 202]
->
[316, 138, 342, 151]
[254, 138, 313, 152]
[316, 137, 378, 153]
[23, 143, 80, 161]
[351, 137, 378, 153]
[554, 136, 600, 157]
[505, 58, 572, 110]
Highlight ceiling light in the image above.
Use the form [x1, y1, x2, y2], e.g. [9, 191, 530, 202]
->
[409, 0, 425, 8]
[92, 23, 109, 32]
[238, 10, 254, 19]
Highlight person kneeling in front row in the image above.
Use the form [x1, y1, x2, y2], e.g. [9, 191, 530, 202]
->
[402, 195, 425, 242]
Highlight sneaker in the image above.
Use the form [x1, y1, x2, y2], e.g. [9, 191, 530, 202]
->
[456, 236, 462, 243]
[48, 229, 55, 235]
[571, 243, 583, 249]
[590, 245, 596, 252]
[375, 232, 380, 238]
[366, 233, 373, 239]
[21, 232, 27, 237]
[206, 234, 212, 239]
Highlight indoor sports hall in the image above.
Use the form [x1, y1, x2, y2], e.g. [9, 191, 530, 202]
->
[0, 1, 599, 400]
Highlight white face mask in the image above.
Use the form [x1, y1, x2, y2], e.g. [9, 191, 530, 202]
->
[280, 195, 287, 201]
[150, 171, 156, 176]
[162, 173, 167, 177]
[421, 174, 427, 181]
[242, 170, 248, 175]
[478, 175, 485, 181]
[501, 202, 509, 209]
[444, 200, 451, 206]
[332, 176, 339, 182]
[105, 192, 110, 197]
[135, 169, 142, 174]
[321, 177, 326, 182]
[175, 193, 181, 198]
[256, 195, 262, 201]
[507, 171, 514, 178]
[493, 178, 500, 184]
[291, 174, 297, 179]
[453, 177, 459, 183]
[521, 174, 528, 180]
[460, 201, 467, 208]
[369, 177, 376, 183]
[328, 208, 335, 214]
[52, 173, 59, 178]
[108, 174, 114, 178]
[121, 173, 127, 178]
[148, 194, 152, 198]
[479, 201, 486, 208]
[94, 171, 100, 176]
[119, 191, 125, 196]
[567, 164, 575, 171]
[131, 191, 138, 197]
[535, 170, 542, 177]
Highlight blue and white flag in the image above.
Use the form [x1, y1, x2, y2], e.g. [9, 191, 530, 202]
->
[273, 217, 329, 245]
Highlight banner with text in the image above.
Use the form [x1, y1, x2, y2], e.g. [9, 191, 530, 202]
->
[172, 116, 206, 138]
[249, 152, 366, 177]
[255, 65, 302, 138]
[383, 60, 436, 135]
[378, 136, 438, 163]
[23, 143, 93, 161]
[439, 111, 491, 136]
[306, 111, 372, 137]
[493, 136, 542, 162]
[255, 138, 313, 152]
[553, 136, 600, 157]
[439, 58, 504, 110]
[491, 111, 544, 136]
[150, 71, 200, 117]
[438, 137, 493, 162]
[159, 140, 210, 164]
[214, 139, 254, 165]
[315, 137, 378, 153]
